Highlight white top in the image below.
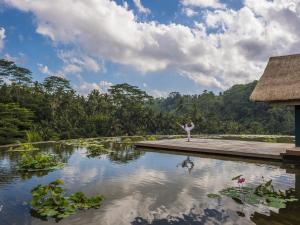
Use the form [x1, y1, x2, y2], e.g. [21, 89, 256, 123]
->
[181, 122, 195, 132]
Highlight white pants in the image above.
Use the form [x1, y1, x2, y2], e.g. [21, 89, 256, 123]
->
[187, 131, 191, 142]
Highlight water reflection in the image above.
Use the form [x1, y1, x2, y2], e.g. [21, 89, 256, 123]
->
[251, 171, 300, 225]
[0, 143, 300, 225]
[107, 143, 145, 164]
[131, 208, 230, 225]
[177, 156, 194, 174]
[0, 143, 75, 188]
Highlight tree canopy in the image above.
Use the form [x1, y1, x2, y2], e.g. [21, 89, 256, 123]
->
[0, 58, 295, 144]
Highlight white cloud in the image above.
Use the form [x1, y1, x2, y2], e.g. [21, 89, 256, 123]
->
[181, 0, 225, 9]
[0, 27, 5, 50]
[182, 7, 198, 17]
[63, 63, 82, 74]
[148, 89, 169, 98]
[3, 0, 300, 90]
[133, 0, 150, 14]
[74, 76, 113, 96]
[4, 52, 27, 64]
[57, 50, 102, 73]
[37, 63, 51, 75]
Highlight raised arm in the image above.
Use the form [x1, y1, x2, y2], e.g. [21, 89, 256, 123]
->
[177, 122, 185, 130]
[190, 122, 195, 129]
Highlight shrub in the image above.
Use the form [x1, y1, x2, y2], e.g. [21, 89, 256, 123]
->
[26, 131, 42, 142]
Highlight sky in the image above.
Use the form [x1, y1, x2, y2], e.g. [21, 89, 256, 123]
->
[0, 0, 300, 97]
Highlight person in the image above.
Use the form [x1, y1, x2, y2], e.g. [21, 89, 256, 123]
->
[178, 122, 195, 142]
[177, 156, 194, 174]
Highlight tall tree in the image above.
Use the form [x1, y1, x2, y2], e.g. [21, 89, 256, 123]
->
[0, 103, 33, 144]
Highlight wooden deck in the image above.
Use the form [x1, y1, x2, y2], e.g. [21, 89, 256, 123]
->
[135, 138, 300, 161]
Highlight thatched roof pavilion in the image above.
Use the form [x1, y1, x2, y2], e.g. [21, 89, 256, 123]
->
[250, 54, 300, 104]
[251, 54, 300, 148]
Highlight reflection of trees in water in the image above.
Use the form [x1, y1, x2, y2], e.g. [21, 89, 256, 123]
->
[0, 166, 19, 188]
[107, 143, 145, 164]
[39, 143, 75, 163]
[131, 208, 230, 225]
[0, 143, 75, 187]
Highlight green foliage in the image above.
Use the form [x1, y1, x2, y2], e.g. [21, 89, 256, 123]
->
[0, 59, 32, 85]
[0, 59, 296, 145]
[122, 137, 134, 143]
[219, 186, 261, 205]
[30, 179, 103, 220]
[208, 179, 298, 209]
[86, 144, 111, 158]
[17, 153, 64, 171]
[26, 130, 42, 142]
[43, 76, 72, 94]
[8, 143, 39, 152]
[146, 135, 157, 141]
[0, 103, 33, 144]
[63, 139, 111, 158]
[207, 193, 221, 199]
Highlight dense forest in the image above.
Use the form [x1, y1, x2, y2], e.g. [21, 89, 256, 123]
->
[0, 59, 295, 145]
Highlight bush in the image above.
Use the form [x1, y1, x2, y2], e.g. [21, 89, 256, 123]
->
[26, 131, 42, 142]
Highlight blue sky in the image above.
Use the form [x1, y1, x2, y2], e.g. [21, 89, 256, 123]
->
[0, 0, 300, 96]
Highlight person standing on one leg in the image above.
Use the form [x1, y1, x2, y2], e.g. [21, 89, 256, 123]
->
[178, 122, 195, 142]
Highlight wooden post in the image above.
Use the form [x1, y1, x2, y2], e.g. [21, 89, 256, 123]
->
[295, 105, 300, 147]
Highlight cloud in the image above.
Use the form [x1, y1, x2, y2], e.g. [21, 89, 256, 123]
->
[148, 89, 169, 98]
[42, 50, 105, 78]
[0, 27, 5, 50]
[74, 77, 113, 96]
[133, 0, 150, 14]
[4, 52, 27, 64]
[181, 0, 225, 9]
[57, 50, 102, 73]
[182, 7, 198, 17]
[37, 63, 51, 75]
[62, 63, 82, 74]
[3, 0, 300, 90]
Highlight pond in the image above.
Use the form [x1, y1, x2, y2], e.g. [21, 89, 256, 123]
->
[0, 140, 300, 225]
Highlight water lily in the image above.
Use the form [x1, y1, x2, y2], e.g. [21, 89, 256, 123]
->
[238, 177, 246, 184]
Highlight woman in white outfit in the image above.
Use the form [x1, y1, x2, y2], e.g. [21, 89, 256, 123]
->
[178, 122, 195, 142]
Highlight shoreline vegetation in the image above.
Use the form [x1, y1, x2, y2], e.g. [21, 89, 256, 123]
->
[0, 58, 295, 146]
[0, 134, 295, 149]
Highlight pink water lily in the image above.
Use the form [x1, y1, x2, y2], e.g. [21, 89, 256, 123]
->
[238, 177, 246, 184]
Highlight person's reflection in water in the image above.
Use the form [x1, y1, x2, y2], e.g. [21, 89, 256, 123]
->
[177, 156, 194, 174]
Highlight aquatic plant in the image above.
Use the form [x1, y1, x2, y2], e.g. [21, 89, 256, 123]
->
[122, 137, 134, 143]
[238, 177, 246, 185]
[231, 174, 243, 181]
[30, 179, 103, 220]
[208, 175, 298, 209]
[86, 144, 111, 158]
[17, 153, 64, 171]
[207, 193, 221, 199]
[8, 143, 39, 152]
[146, 135, 157, 141]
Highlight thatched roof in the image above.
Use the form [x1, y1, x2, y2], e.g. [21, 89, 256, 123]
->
[250, 54, 300, 105]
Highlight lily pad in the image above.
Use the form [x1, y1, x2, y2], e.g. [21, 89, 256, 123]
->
[30, 179, 103, 221]
[207, 193, 221, 199]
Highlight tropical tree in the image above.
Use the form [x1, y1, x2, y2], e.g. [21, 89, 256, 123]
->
[0, 103, 33, 144]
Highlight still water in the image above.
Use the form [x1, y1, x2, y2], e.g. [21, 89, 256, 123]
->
[0, 142, 300, 225]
